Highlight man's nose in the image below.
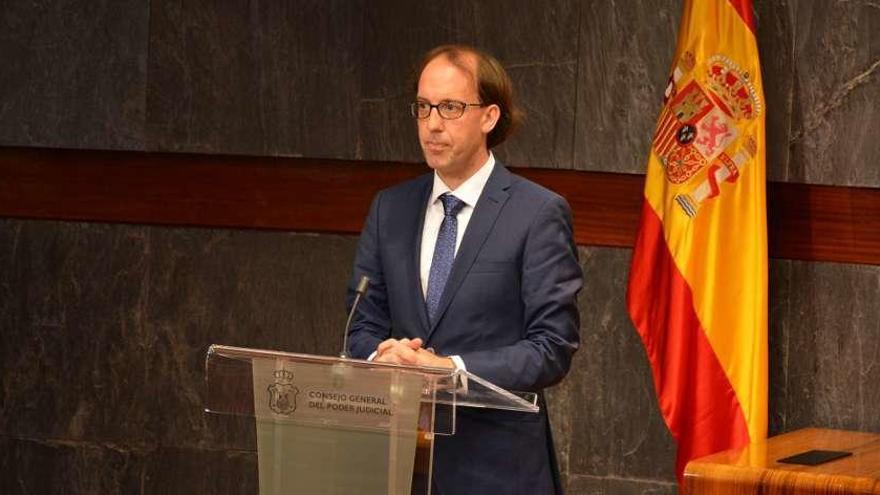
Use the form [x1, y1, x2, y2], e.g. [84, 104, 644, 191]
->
[425, 109, 444, 130]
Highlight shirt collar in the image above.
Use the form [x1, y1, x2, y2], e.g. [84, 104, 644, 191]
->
[429, 152, 496, 208]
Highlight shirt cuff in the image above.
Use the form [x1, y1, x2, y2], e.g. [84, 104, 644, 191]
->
[449, 355, 466, 372]
[449, 355, 468, 391]
[367, 351, 377, 361]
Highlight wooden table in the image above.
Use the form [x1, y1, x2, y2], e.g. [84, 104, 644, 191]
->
[684, 428, 880, 494]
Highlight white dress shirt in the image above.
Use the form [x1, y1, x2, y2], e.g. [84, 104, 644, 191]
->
[419, 153, 496, 296]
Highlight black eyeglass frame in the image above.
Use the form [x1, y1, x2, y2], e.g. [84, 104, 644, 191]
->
[410, 99, 487, 120]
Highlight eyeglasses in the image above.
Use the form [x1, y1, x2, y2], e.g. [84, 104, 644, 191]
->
[410, 100, 486, 120]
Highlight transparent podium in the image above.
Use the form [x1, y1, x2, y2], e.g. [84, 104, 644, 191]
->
[205, 344, 539, 495]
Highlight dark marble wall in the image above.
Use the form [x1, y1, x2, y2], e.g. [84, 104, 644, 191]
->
[146, 0, 366, 157]
[759, 1, 880, 187]
[0, 220, 351, 492]
[0, 0, 148, 150]
[549, 252, 880, 494]
[4, 1, 876, 185]
[1, 0, 877, 184]
[2, 1, 879, 494]
[4, 220, 876, 493]
[769, 260, 880, 434]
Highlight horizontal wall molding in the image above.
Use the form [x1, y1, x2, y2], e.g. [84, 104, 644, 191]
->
[1, 146, 878, 265]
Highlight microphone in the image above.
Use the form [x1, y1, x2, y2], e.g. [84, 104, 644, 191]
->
[340, 275, 370, 359]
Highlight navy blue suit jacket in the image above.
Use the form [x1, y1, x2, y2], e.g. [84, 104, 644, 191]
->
[347, 162, 582, 495]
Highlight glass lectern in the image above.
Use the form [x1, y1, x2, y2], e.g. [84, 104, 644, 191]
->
[205, 344, 538, 495]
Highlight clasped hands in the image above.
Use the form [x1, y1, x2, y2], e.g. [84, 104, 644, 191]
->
[374, 337, 455, 369]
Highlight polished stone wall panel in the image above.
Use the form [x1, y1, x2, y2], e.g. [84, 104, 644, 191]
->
[784, 2, 880, 187]
[1, 1, 878, 188]
[0, 437, 259, 495]
[0, 0, 147, 150]
[356, 0, 455, 163]
[449, 0, 579, 169]
[547, 247, 677, 486]
[140, 446, 258, 493]
[769, 259, 880, 436]
[0, 437, 143, 494]
[3, 220, 880, 492]
[573, 0, 680, 174]
[0, 220, 355, 454]
[754, 0, 796, 183]
[146, 0, 364, 157]
[356, 0, 579, 169]
[567, 474, 676, 495]
[0, 222, 152, 443]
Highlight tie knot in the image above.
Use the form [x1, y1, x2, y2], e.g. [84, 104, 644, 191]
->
[439, 193, 465, 217]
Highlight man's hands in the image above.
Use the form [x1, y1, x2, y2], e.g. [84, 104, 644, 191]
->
[374, 337, 455, 369]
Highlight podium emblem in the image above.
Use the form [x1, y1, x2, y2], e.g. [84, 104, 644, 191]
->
[267, 369, 299, 415]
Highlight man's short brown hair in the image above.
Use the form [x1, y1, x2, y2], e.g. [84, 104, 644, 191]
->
[415, 45, 524, 149]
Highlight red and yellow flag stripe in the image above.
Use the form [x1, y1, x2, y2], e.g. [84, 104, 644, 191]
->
[627, 0, 767, 482]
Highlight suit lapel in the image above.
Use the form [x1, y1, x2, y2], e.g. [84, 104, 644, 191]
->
[427, 164, 512, 337]
[408, 175, 433, 337]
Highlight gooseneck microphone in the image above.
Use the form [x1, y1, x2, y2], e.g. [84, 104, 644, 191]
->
[340, 275, 370, 359]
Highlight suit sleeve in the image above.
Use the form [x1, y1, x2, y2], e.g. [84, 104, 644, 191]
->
[458, 195, 582, 392]
[345, 192, 392, 359]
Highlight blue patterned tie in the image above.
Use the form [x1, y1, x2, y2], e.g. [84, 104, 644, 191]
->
[426, 193, 465, 324]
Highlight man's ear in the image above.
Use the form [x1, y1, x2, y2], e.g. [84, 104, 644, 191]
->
[481, 104, 501, 134]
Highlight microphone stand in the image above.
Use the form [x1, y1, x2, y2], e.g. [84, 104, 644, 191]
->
[340, 275, 370, 359]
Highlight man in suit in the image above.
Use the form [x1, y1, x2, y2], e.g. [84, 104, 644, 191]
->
[346, 44, 582, 495]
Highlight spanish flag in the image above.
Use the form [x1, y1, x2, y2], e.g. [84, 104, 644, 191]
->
[626, 0, 767, 483]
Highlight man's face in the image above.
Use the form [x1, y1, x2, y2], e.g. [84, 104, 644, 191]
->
[416, 55, 496, 180]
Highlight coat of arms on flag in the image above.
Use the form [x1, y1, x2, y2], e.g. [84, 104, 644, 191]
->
[652, 52, 762, 218]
